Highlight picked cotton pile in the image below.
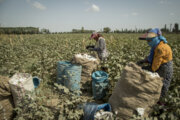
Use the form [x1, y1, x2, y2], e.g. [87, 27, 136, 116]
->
[10, 73, 32, 85]
[75, 54, 97, 61]
[145, 71, 160, 78]
[94, 109, 113, 120]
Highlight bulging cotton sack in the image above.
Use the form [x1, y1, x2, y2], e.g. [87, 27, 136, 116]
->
[72, 53, 99, 82]
[108, 62, 163, 119]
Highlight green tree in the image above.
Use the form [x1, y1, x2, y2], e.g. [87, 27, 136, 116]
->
[173, 23, 179, 33]
[81, 27, 84, 33]
[103, 27, 111, 33]
[41, 28, 50, 34]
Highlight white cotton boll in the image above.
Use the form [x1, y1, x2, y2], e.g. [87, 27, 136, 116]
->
[136, 108, 145, 116]
[9, 73, 34, 92]
[145, 71, 160, 78]
[94, 112, 101, 118]
[76, 54, 97, 61]
[94, 109, 113, 120]
[10, 73, 31, 85]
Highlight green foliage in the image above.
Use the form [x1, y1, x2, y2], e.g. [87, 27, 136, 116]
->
[54, 83, 93, 120]
[0, 33, 180, 119]
[14, 93, 55, 120]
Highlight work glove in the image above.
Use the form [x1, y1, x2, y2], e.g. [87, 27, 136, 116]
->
[86, 45, 95, 49]
[137, 57, 149, 65]
[142, 65, 152, 72]
[137, 60, 145, 65]
[86, 46, 94, 51]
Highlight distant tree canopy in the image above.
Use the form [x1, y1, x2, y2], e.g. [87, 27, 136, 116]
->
[72, 27, 95, 33]
[41, 28, 50, 34]
[161, 23, 180, 33]
[172, 23, 179, 33]
[0, 27, 39, 34]
[103, 27, 111, 33]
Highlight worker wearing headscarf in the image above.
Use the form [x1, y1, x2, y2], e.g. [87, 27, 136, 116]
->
[86, 32, 109, 61]
[138, 28, 173, 97]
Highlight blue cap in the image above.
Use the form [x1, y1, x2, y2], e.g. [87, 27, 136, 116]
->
[149, 28, 162, 35]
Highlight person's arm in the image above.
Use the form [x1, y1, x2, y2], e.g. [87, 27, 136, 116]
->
[151, 48, 164, 72]
[89, 39, 105, 51]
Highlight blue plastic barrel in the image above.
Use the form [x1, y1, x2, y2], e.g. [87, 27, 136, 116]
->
[57, 61, 82, 92]
[92, 71, 109, 100]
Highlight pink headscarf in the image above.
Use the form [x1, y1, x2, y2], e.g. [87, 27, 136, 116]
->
[90, 32, 98, 39]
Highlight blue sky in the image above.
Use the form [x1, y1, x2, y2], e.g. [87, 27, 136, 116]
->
[0, 0, 180, 32]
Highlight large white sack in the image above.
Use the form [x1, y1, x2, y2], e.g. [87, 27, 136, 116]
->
[9, 73, 34, 107]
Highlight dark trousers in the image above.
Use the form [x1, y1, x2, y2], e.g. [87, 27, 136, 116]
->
[142, 61, 173, 97]
[156, 61, 173, 97]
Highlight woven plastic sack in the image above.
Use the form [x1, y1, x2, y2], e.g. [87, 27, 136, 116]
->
[9, 73, 34, 107]
[0, 75, 11, 97]
[108, 62, 163, 119]
[57, 61, 82, 93]
[72, 53, 99, 82]
[0, 75, 14, 120]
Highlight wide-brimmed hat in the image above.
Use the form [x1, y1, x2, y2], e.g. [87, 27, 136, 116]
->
[139, 28, 162, 40]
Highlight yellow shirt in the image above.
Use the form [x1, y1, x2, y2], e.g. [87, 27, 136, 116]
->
[152, 41, 172, 72]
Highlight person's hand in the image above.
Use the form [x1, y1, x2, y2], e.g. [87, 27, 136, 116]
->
[142, 65, 152, 72]
[137, 57, 149, 65]
[87, 47, 94, 51]
[86, 45, 95, 50]
[137, 60, 145, 65]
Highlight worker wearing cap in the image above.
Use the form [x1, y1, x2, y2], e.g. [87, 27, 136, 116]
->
[86, 32, 109, 61]
[137, 28, 173, 97]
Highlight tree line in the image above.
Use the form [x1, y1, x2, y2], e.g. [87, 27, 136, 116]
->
[0, 27, 39, 34]
[0, 27, 51, 34]
[103, 23, 180, 33]
[0, 23, 179, 34]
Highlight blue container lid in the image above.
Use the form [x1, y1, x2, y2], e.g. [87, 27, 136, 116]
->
[57, 61, 71, 65]
[92, 71, 108, 83]
[33, 77, 41, 88]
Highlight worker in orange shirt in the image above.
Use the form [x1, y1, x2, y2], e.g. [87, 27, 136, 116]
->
[137, 28, 173, 98]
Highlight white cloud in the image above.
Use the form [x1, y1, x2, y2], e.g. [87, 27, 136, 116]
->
[86, 4, 100, 12]
[33, 1, 46, 10]
[159, 0, 168, 4]
[132, 12, 138, 16]
[92, 4, 100, 12]
[170, 13, 175, 16]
